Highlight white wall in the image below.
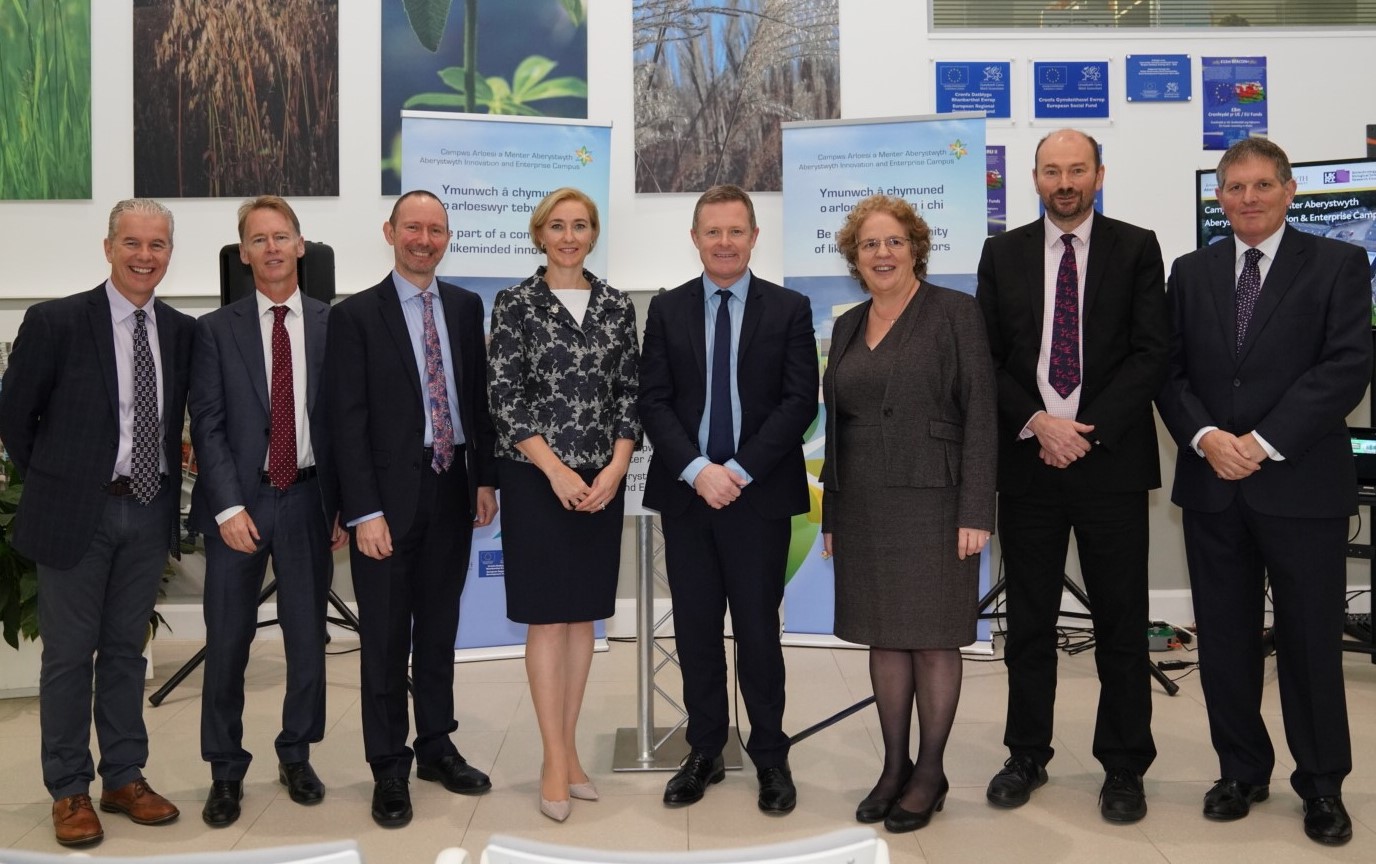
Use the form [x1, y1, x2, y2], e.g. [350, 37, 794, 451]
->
[2, 1, 1373, 614]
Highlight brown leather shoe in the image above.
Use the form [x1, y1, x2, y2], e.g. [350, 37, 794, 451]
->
[53, 793, 103, 847]
[99, 778, 180, 825]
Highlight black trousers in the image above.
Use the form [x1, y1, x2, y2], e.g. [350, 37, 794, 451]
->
[201, 476, 331, 779]
[350, 459, 473, 781]
[997, 470, 1156, 775]
[1184, 499, 1351, 798]
[662, 497, 790, 770]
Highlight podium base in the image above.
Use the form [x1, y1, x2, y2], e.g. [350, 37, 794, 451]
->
[612, 726, 744, 772]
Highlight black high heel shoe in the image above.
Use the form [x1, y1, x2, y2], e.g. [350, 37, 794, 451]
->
[855, 763, 913, 824]
[883, 775, 949, 833]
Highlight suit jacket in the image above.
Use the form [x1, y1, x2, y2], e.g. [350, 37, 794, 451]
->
[186, 292, 338, 534]
[638, 273, 818, 520]
[1156, 227, 1371, 518]
[325, 275, 497, 539]
[0, 284, 194, 569]
[819, 283, 997, 533]
[487, 268, 641, 468]
[976, 214, 1169, 496]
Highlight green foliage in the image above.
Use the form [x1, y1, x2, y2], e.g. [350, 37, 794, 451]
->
[0, 0, 92, 200]
[0, 462, 38, 649]
[558, 0, 586, 28]
[405, 55, 587, 116]
[402, 0, 451, 52]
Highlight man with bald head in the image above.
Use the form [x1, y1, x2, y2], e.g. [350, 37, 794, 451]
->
[326, 190, 498, 828]
[976, 129, 1168, 823]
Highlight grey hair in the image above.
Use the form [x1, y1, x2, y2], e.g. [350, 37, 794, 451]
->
[107, 198, 175, 244]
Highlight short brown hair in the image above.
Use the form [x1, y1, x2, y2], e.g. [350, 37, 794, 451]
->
[835, 195, 931, 289]
[528, 187, 600, 252]
[692, 184, 756, 232]
[1217, 137, 1292, 186]
[237, 195, 300, 241]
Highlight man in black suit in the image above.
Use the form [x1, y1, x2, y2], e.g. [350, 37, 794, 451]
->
[326, 190, 498, 828]
[189, 196, 346, 827]
[638, 184, 818, 814]
[976, 129, 1168, 823]
[0, 199, 192, 847]
[1156, 138, 1369, 846]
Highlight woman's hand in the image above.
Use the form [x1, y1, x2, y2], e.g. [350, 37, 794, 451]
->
[957, 527, 991, 560]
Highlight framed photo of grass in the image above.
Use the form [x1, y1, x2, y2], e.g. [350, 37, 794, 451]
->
[0, 0, 91, 200]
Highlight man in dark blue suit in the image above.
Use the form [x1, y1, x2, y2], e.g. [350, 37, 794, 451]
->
[326, 190, 498, 828]
[638, 185, 818, 814]
[189, 196, 346, 827]
[0, 199, 193, 847]
[1157, 138, 1370, 846]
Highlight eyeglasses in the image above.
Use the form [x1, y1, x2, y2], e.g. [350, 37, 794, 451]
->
[858, 237, 909, 253]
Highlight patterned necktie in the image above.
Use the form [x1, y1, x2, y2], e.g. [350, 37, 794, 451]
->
[1048, 234, 1081, 399]
[1235, 247, 1264, 352]
[130, 309, 160, 504]
[706, 289, 734, 463]
[421, 291, 455, 473]
[268, 306, 298, 490]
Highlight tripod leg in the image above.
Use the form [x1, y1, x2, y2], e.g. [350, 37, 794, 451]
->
[147, 579, 280, 707]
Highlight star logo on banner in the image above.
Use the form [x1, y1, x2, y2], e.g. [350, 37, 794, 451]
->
[949, 139, 968, 159]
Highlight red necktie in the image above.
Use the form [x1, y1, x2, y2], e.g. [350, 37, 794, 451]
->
[1048, 234, 1081, 399]
[268, 305, 297, 490]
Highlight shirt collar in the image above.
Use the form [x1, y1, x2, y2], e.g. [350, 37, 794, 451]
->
[255, 286, 302, 319]
[391, 270, 438, 302]
[1044, 212, 1094, 250]
[104, 279, 156, 324]
[703, 269, 752, 304]
[1234, 224, 1286, 263]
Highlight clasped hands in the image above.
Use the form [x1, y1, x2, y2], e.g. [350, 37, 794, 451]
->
[694, 462, 748, 509]
[1199, 429, 1265, 481]
[549, 462, 623, 513]
[1031, 413, 1095, 468]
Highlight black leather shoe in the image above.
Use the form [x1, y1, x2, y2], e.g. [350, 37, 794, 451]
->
[278, 761, 324, 805]
[884, 776, 948, 834]
[1202, 778, 1268, 821]
[986, 755, 1047, 808]
[1100, 767, 1147, 823]
[663, 751, 725, 806]
[417, 754, 492, 795]
[856, 792, 899, 824]
[1303, 796, 1352, 845]
[201, 780, 242, 827]
[371, 778, 412, 828]
[757, 765, 797, 815]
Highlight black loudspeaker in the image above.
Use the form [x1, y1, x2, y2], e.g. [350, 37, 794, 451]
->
[217, 241, 336, 307]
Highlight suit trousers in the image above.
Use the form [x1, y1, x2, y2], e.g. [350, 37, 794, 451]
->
[1183, 500, 1351, 798]
[997, 468, 1156, 775]
[36, 478, 176, 800]
[662, 496, 791, 769]
[350, 459, 473, 780]
[201, 476, 331, 779]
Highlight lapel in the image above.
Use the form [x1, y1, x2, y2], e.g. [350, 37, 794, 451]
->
[1019, 222, 1046, 325]
[1237, 227, 1305, 364]
[86, 285, 119, 419]
[438, 281, 467, 415]
[739, 275, 764, 361]
[1083, 215, 1113, 319]
[1206, 239, 1241, 356]
[528, 275, 582, 332]
[153, 299, 181, 433]
[228, 295, 269, 413]
[377, 277, 424, 402]
[303, 297, 328, 413]
[687, 279, 707, 385]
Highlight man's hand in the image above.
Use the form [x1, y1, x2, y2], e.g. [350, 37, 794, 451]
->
[328, 514, 348, 552]
[693, 463, 748, 509]
[218, 511, 261, 554]
[474, 486, 498, 527]
[1029, 413, 1095, 467]
[1199, 429, 1262, 481]
[355, 515, 393, 560]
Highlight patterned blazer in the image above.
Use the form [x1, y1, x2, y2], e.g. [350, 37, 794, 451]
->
[487, 267, 641, 468]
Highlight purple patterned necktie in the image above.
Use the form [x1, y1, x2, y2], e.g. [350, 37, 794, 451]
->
[268, 306, 297, 490]
[130, 309, 160, 504]
[420, 291, 455, 473]
[1235, 247, 1263, 352]
[1048, 234, 1081, 399]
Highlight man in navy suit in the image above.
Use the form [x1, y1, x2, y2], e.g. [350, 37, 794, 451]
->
[0, 199, 193, 847]
[189, 196, 346, 827]
[638, 185, 818, 814]
[1157, 138, 1369, 846]
[977, 129, 1168, 823]
[326, 190, 498, 828]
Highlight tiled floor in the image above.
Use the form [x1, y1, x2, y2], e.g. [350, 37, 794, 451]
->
[1, 636, 1372, 862]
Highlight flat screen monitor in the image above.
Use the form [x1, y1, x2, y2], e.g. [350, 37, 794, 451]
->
[1195, 156, 1376, 323]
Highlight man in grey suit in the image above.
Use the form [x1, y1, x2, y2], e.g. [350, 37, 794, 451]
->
[1157, 138, 1369, 845]
[0, 199, 193, 847]
[189, 196, 346, 827]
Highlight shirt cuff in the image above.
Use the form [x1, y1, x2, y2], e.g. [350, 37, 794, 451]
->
[347, 511, 384, 528]
[214, 505, 245, 526]
[1018, 410, 1043, 441]
[1189, 426, 1219, 457]
[725, 458, 753, 485]
[1251, 430, 1283, 461]
[680, 457, 710, 487]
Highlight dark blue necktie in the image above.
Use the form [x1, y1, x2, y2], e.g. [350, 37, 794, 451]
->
[707, 289, 734, 463]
